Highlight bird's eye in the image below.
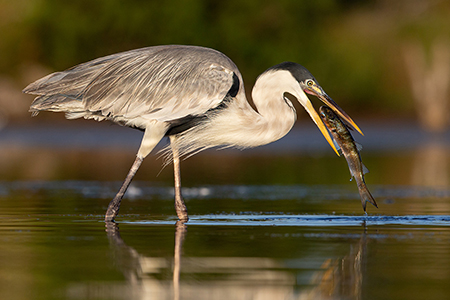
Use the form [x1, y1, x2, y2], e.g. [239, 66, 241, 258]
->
[306, 80, 314, 87]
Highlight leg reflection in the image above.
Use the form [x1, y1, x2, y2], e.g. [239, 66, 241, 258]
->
[104, 221, 367, 300]
[105, 222, 142, 286]
[105, 222, 187, 300]
[173, 221, 187, 300]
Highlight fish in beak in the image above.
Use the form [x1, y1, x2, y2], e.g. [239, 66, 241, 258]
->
[301, 80, 363, 156]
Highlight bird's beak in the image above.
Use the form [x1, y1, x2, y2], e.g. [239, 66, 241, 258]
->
[303, 100, 340, 156]
[302, 82, 363, 156]
[304, 83, 363, 135]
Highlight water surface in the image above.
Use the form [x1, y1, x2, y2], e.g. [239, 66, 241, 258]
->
[1, 122, 450, 299]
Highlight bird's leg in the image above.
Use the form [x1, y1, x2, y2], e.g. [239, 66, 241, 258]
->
[105, 156, 143, 222]
[105, 122, 167, 223]
[171, 144, 188, 222]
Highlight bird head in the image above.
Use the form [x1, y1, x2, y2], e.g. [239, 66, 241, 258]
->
[269, 62, 363, 156]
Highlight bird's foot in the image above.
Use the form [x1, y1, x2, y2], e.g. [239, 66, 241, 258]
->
[175, 199, 189, 223]
[105, 197, 121, 223]
[104, 214, 116, 223]
[176, 208, 189, 223]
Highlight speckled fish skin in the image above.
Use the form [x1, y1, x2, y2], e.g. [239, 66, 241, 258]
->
[319, 105, 378, 211]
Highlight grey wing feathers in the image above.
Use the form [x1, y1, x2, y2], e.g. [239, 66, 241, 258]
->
[24, 55, 118, 114]
[25, 45, 239, 124]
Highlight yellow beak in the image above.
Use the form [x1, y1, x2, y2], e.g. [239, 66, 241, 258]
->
[318, 94, 363, 136]
[304, 100, 340, 156]
[304, 82, 363, 156]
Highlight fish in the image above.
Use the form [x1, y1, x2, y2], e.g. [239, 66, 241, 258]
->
[319, 105, 378, 211]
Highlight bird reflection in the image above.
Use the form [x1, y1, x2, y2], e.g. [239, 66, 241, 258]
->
[105, 222, 143, 287]
[305, 223, 368, 300]
[105, 221, 187, 300]
[173, 221, 187, 300]
[103, 222, 368, 300]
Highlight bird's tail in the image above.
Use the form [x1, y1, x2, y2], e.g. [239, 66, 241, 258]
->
[28, 95, 85, 117]
[358, 183, 378, 211]
[23, 69, 87, 117]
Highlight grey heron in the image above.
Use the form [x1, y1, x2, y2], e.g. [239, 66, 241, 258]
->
[24, 45, 362, 223]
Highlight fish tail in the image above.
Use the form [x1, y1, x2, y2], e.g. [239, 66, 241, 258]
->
[358, 183, 378, 211]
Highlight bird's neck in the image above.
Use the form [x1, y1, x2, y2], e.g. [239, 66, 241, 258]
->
[170, 71, 298, 157]
[246, 74, 298, 146]
[205, 73, 297, 149]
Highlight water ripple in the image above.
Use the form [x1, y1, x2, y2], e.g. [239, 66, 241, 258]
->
[127, 214, 450, 227]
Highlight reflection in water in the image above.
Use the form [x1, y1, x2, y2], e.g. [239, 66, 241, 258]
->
[173, 221, 187, 300]
[100, 223, 368, 300]
[105, 222, 187, 300]
[104, 223, 143, 298]
[305, 226, 367, 300]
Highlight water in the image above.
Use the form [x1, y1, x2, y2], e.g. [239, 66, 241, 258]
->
[1, 122, 450, 300]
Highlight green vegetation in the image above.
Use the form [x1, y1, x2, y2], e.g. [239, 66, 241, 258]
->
[1, 0, 450, 118]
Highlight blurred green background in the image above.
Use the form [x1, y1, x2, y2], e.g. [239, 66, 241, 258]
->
[1, 5, 450, 299]
[2, 0, 450, 129]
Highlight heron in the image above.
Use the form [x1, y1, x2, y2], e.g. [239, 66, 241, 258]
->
[24, 45, 362, 223]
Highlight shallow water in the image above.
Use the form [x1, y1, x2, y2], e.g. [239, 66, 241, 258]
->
[1, 122, 450, 300]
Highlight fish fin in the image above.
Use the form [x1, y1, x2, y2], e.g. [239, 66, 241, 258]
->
[355, 142, 363, 151]
[351, 164, 369, 181]
[362, 163, 370, 175]
[358, 184, 378, 211]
